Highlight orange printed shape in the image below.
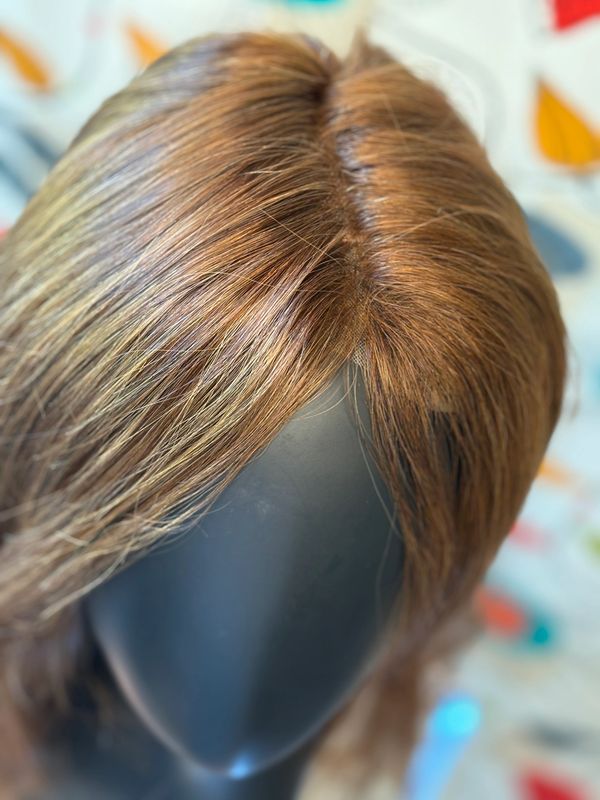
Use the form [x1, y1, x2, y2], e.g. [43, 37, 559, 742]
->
[125, 21, 166, 67]
[536, 458, 573, 486]
[473, 587, 528, 637]
[535, 80, 600, 172]
[0, 29, 51, 90]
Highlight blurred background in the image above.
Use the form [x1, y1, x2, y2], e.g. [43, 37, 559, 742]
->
[0, 1, 598, 799]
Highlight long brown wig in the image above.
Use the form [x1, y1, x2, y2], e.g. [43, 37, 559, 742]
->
[0, 28, 567, 799]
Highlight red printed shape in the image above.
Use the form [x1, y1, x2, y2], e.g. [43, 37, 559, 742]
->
[521, 769, 586, 800]
[551, 0, 600, 30]
[509, 521, 548, 549]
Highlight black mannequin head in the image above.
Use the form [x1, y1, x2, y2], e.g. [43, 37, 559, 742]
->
[84, 363, 403, 778]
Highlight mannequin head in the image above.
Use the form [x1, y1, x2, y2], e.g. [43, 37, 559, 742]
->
[0, 28, 566, 796]
[83, 363, 403, 780]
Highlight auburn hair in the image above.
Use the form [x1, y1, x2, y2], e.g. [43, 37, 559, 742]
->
[0, 28, 566, 799]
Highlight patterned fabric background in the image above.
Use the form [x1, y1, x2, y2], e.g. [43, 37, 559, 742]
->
[0, 2, 598, 799]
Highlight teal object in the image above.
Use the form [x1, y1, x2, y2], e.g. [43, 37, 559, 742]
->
[527, 618, 554, 648]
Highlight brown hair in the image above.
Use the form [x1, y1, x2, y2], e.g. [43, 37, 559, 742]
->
[0, 28, 567, 798]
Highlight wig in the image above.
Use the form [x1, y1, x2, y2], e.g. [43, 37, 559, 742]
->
[0, 29, 567, 799]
